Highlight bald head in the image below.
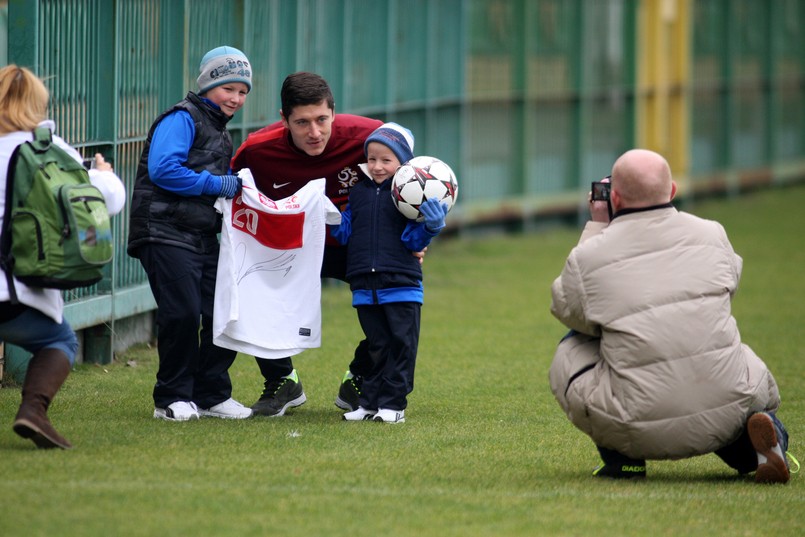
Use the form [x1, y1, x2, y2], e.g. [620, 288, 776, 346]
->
[611, 149, 675, 209]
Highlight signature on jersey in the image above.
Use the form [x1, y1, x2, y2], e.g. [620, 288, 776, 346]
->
[232, 242, 295, 285]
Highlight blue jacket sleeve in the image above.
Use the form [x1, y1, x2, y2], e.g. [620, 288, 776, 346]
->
[147, 110, 223, 196]
[401, 220, 439, 252]
[329, 205, 352, 245]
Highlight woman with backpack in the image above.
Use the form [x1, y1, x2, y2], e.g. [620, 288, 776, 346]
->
[0, 65, 126, 449]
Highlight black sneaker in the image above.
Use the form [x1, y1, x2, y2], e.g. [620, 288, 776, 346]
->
[251, 369, 306, 417]
[334, 370, 362, 411]
[592, 462, 646, 479]
[592, 446, 646, 479]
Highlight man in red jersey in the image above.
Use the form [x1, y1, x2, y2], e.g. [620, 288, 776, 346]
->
[231, 72, 382, 416]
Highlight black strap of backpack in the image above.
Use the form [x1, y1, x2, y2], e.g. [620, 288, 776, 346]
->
[1, 144, 23, 304]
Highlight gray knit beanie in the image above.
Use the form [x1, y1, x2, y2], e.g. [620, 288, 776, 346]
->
[196, 46, 252, 94]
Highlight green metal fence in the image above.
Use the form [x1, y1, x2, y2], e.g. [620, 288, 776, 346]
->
[2, 0, 804, 379]
[690, 0, 804, 185]
[0, 4, 6, 66]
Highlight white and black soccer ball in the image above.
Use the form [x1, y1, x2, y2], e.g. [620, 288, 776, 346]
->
[391, 156, 458, 222]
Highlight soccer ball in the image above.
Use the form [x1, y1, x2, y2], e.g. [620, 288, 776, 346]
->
[391, 156, 458, 222]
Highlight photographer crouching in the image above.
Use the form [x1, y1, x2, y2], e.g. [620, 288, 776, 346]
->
[548, 149, 795, 483]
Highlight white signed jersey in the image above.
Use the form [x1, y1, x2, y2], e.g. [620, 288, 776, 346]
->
[213, 171, 341, 358]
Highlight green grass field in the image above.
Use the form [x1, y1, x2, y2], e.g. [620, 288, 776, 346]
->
[2, 184, 804, 537]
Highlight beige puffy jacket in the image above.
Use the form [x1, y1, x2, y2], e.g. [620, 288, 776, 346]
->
[549, 206, 779, 460]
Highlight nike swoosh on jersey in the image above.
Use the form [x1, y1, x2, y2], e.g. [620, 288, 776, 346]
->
[273, 182, 291, 189]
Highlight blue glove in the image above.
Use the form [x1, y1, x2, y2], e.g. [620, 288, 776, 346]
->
[219, 174, 242, 199]
[420, 198, 448, 232]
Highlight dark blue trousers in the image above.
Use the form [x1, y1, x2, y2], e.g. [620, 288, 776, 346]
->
[137, 244, 236, 409]
[356, 302, 420, 411]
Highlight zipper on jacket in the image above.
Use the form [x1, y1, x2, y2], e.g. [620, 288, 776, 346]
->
[564, 363, 596, 398]
[370, 185, 380, 272]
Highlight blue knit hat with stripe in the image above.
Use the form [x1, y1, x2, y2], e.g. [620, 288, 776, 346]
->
[364, 122, 415, 165]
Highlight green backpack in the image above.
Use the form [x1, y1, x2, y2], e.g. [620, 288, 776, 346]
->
[1, 127, 113, 300]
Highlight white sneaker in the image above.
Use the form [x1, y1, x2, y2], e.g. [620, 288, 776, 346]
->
[199, 398, 253, 419]
[154, 401, 200, 421]
[343, 407, 376, 421]
[373, 408, 405, 424]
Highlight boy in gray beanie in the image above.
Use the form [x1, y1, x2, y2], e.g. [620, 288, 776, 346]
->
[197, 45, 252, 94]
[127, 45, 253, 422]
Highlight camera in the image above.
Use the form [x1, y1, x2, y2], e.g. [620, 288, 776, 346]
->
[591, 181, 611, 201]
[82, 157, 96, 170]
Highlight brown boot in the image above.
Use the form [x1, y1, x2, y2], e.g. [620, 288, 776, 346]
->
[12, 348, 73, 449]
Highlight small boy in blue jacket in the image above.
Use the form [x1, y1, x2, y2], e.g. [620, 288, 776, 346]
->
[330, 122, 447, 423]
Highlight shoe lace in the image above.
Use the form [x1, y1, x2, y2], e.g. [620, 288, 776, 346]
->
[339, 372, 362, 394]
[786, 452, 801, 474]
[349, 377, 362, 395]
[261, 378, 287, 399]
